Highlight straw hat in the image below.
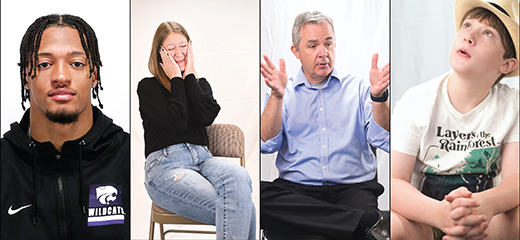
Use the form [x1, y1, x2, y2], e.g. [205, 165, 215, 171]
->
[455, 0, 519, 77]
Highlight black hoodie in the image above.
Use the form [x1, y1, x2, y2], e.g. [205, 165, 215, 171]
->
[1, 106, 129, 240]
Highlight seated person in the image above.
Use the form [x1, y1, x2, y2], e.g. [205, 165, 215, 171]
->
[260, 11, 390, 240]
[137, 21, 255, 240]
[391, 0, 519, 239]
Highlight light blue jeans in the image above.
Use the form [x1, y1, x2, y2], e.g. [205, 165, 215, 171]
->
[145, 143, 256, 239]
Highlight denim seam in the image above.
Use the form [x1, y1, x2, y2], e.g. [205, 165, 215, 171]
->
[207, 173, 227, 239]
[146, 178, 214, 210]
[146, 155, 163, 176]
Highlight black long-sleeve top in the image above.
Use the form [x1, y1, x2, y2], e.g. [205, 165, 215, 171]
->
[137, 73, 220, 157]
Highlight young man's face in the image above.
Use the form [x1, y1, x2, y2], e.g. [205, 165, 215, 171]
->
[449, 17, 508, 79]
[26, 26, 95, 124]
[292, 22, 335, 83]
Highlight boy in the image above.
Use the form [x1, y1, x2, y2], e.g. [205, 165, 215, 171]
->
[391, 0, 519, 239]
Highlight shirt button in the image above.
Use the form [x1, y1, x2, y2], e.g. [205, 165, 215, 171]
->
[322, 145, 326, 148]
[320, 108, 323, 111]
[320, 89, 322, 93]
[323, 166, 326, 170]
[322, 127, 326, 131]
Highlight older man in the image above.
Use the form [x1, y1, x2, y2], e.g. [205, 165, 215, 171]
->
[260, 11, 389, 240]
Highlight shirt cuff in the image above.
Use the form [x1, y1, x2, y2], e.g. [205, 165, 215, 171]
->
[261, 130, 283, 153]
[367, 115, 389, 153]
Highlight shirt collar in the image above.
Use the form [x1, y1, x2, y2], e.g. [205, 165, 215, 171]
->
[293, 67, 342, 89]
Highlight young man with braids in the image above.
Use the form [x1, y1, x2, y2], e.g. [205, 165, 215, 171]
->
[1, 14, 129, 239]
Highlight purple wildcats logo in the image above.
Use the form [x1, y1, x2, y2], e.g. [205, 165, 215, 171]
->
[97, 185, 118, 205]
[88, 184, 125, 226]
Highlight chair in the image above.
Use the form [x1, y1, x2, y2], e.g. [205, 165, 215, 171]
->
[149, 123, 246, 240]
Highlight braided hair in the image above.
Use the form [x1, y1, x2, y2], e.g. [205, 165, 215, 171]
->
[19, 14, 103, 110]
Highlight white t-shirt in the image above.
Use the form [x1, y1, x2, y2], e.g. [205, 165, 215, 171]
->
[392, 72, 519, 199]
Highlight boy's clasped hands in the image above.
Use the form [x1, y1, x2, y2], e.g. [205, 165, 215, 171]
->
[440, 187, 490, 240]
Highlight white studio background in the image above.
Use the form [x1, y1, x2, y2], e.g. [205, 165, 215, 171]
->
[391, 0, 519, 111]
[260, 0, 390, 210]
[1, 0, 130, 135]
[131, 0, 259, 239]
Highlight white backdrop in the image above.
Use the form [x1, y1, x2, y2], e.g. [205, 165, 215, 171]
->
[260, 0, 390, 210]
[0, 0, 130, 135]
[391, 0, 519, 111]
[131, 0, 259, 239]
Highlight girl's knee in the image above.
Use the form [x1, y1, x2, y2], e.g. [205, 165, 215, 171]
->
[218, 162, 250, 181]
[234, 165, 251, 181]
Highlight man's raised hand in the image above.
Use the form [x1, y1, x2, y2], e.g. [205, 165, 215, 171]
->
[261, 55, 288, 99]
[369, 53, 390, 97]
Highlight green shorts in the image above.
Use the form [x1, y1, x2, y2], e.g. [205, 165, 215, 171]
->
[432, 227, 446, 240]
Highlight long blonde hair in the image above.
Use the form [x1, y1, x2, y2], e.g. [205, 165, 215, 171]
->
[148, 21, 191, 91]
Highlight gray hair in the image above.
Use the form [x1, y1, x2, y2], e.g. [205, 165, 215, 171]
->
[292, 11, 334, 51]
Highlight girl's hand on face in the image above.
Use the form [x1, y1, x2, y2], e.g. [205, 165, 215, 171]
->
[159, 46, 182, 79]
[183, 41, 195, 78]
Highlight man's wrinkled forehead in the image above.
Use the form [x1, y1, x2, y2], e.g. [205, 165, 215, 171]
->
[301, 22, 335, 40]
[303, 20, 335, 32]
[305, 36, 334, 44]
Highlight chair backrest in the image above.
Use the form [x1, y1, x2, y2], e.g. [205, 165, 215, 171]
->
[206, 123, 245, 167]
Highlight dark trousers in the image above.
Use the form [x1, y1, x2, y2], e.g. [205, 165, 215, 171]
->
[260, 178, 384, 240]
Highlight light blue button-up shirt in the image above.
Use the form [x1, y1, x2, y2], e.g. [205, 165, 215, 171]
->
[261, 67, 389, 186]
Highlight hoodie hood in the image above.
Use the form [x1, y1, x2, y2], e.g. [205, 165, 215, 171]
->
[2, 105, 126, 227]
[3, 105, 124, 172]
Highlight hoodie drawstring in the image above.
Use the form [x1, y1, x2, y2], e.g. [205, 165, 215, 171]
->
[29, 142, 37, 226]
[79, 140, 86, 215]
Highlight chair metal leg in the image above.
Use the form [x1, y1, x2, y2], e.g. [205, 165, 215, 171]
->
[149, 212, 155, 240]
[160, 223, 165, 240]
